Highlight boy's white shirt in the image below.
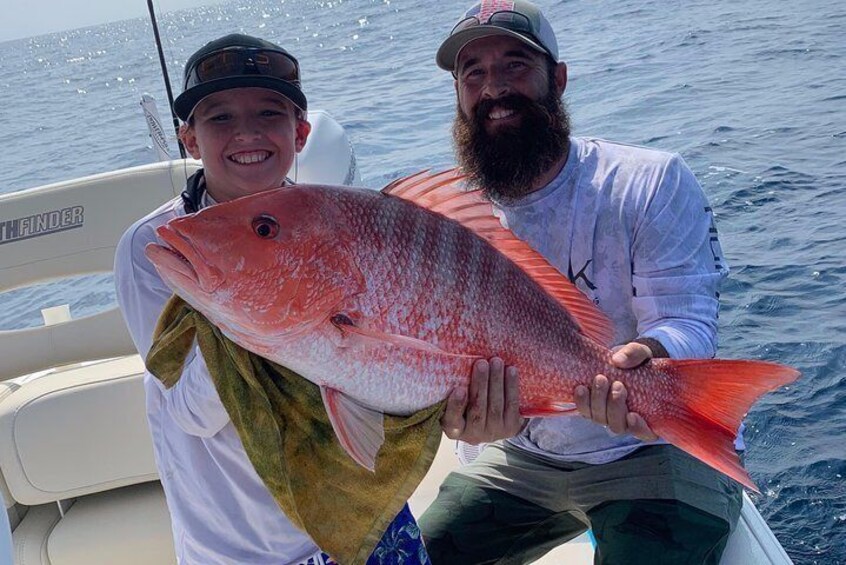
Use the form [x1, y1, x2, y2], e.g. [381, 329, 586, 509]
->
[115, 192, 322, 565]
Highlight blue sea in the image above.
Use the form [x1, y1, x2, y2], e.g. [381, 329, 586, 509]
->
[0, 0, 844, 562]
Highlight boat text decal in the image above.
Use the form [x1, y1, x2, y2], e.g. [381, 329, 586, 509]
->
[0, 206, 84, 245]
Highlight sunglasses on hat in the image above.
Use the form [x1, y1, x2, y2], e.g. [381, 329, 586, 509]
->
[451, 9, 535, 37]
[183, 47, 300, 91]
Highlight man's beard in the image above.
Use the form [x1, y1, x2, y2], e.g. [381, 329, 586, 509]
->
[453, 86, 571, 203]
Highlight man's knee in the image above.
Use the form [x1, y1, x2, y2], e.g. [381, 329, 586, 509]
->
[418, 478, 500, 564]
[419, 474, 583, 565]
[589, 498, 736, 565]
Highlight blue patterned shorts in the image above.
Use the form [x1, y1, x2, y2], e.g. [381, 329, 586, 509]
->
[301, 504, 430, 564]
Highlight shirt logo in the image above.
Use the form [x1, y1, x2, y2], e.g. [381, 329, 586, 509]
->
[568, 258, 597, 291]
[705, 206, 723, 271]
[0, 206, 85, 245]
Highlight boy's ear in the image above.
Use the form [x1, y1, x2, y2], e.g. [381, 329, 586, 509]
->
[179, 123, 202, 159]
[295, 119, 312, 152]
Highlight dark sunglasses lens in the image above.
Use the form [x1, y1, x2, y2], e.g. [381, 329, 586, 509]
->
[487, 11, 532, 33]
[255, 52, 299, 82]
[450, 11, 534, 37]
[192, 50, 298, 85]
[452, 15, 480, 34]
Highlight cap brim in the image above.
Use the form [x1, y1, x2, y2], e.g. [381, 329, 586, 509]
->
[173, 76, 307, 121]
[436, 27, 548, 72]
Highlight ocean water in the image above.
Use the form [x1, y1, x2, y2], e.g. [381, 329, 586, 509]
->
[0, 0, 844, 562]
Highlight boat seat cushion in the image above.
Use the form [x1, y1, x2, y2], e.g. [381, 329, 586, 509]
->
[0, 380, 18, 510]
[48, 481, 175, 565]
[11, 503, 60, 564]
[0, 356, 158, 506]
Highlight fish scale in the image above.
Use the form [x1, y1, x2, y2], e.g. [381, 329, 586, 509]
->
[331, 188, 636, 406]
[145, 169, 799, 488]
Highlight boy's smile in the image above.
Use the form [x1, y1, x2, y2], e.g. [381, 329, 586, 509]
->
[229, 150, 272, 165]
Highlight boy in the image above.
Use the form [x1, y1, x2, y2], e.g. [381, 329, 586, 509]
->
[115, 34, 426, 564]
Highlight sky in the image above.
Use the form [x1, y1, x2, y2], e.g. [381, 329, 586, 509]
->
[0, 0, 219, 42]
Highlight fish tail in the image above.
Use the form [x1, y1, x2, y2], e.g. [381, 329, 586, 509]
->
[650, 359, 799, 492]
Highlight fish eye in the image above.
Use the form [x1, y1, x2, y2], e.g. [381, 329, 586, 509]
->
[251, 215, 279, 239]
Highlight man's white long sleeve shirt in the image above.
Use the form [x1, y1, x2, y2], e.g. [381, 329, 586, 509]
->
[501, 137, 730, 464]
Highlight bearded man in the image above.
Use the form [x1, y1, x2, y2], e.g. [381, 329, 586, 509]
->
[421, 2, 744, 564]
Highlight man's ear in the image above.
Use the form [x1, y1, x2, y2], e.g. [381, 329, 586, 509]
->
[179, 123, 202, 159]
[554, 62, 568, 96]
[295, 119, 312, 152]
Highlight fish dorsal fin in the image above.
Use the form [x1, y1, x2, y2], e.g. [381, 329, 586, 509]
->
[382, 169, 614, 347]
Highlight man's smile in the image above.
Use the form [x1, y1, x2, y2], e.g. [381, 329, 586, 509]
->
[488, 107, 516, 121]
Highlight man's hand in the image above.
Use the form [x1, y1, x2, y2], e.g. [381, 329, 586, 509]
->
[441, 357, 525, 444]
[574, 341, 659, 441]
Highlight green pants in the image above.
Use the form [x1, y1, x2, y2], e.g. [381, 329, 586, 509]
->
[418, 443, 742, 565]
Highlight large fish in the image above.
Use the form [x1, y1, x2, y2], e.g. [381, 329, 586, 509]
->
[145, 169, 798, 491]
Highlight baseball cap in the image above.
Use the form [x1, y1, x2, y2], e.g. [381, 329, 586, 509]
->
[436, 0, 559, 72]
[173, 34, 307, 121]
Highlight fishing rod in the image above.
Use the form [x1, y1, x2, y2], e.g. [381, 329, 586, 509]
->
[146, 0, 186, 158]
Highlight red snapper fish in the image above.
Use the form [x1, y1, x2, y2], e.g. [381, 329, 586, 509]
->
[145, 170, 798, 492]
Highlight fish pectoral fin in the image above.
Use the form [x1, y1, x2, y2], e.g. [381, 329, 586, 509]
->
[320, 387, 385, 472]
[330, 314, 479, 359]
[520, 401, 578, 418]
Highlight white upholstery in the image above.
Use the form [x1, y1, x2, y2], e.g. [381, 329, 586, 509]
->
[10, 504, 59, 565]
[0, 311, 138, 386]
[47, 482, 175, 565]
[0, 357, 156, 507]
[1, 381, 19, 511]
[0, 158, 188, 562]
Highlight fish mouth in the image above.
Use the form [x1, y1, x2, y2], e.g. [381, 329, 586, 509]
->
[147, 224, 224, 294]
